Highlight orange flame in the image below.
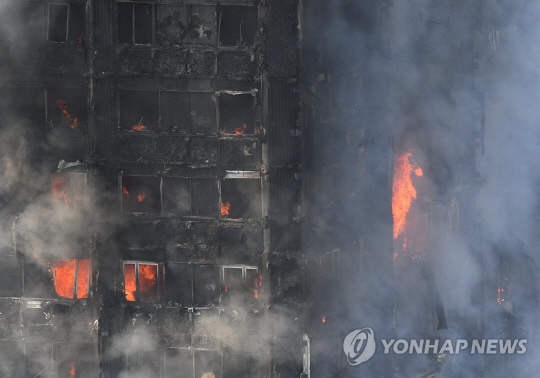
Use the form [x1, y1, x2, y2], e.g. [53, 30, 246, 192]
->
[131, 124, 147, 132]
[54, 99, 78, 129]
[76, 259, 91, 299]
[122, 186, 130, 198]
[497, 287, 505, 304]
[52, 259, 91, 299]
[139, 264, 157, 300]
[53, 260, 76, 298]
[53, 176, 70, 205]
[392, 151, 423, 239]
[322, 316, 326, 323]
[221, 201, 231, 217]
[222, 123, 248, 135]
[235, 123, 247, 135]
[124, 264, 136, 301]
[70, 361, 76, 378]
[136, 191, 146, 202]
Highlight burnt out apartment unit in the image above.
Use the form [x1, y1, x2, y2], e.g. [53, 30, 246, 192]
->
[0, 0, 304, 377]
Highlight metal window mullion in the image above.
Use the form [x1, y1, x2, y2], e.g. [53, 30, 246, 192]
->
[132, 4, 136, 45]
[135, 262, 140, 302]
[73, 259, 79, 299]
[65, 4, 70, 42]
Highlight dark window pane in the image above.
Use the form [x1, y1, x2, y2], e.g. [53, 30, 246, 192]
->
[166, 263, 192, 305]
[191, 93, 216, 134]
[222, 267, 243, 305]
[191, 179, 218, 217]
[163, 177, 191, 216]
[161, 92, 190, 133]
[195, 350, 222, 378]
[48, 4, 68, 42]
[0, 88, 45, 128]
[221, 178, 261, 219]
[134, 4, 153, 44]
[69, 3, 86, 43]
[218, 6, 257, 47]
[120, 90, 159, 132]
[0, 341, 24, 377]
[121, 175, 161, 214]
[193, 265, 220, 306]
[47, 88, 87, 130]
[26, 343, 53, 378]
[118, 3, 133, 44]
[219, 94, 254, 135]
[165, 348, 193, 378]
[224, 353, 260, 378]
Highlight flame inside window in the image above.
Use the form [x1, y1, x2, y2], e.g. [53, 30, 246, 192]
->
[52, 259, 91, 299]
[124, 262, 161, 302]
[52, 173, 87, 209]
[124, 263, 137, 301]
[219, 93, 255, 135]
[54, 99, 79, 129]
[392, 151, 423, 240]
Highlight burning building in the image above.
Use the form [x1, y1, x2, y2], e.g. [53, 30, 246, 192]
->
[0, 0, 303, 376]
[1, 0, 540, 377]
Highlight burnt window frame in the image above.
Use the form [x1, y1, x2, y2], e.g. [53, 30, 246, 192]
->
[47, 3, 70, 43]
[120, 174, 163, 214]
[118, 89, 217, 134]
[217, 5, 259, 48]
[51, 171, 88, 210]
[122, 261, 165, 303]
[46, 2, 85, 44]
[45, 87, 88, 131]
[323, 249, 340, 283]
[218, 91, 257, 136]
[221, 265, 260, 306]
[51, 258, 92, 300]
[220, 171, 262, 220]
[117, 2, 156, 45]
[164, 348, 223, 378]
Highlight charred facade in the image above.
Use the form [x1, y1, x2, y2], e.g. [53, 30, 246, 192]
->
[0, 0, 303, 377]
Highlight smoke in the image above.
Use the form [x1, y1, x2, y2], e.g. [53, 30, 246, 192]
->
[303, 0, 540, 376]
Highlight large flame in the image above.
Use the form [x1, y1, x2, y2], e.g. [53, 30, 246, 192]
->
[221, 201, 231, 217]
[124, 264, 136, 301]
[53, 260, 76, 298]
[52, 259, 91, 299]
[139, 264, 157, 300]
[392, 151, 423, 239]
[54, 99, 78, 129]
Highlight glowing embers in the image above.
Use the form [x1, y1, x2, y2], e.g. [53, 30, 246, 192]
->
[220, 172, 261, 219]
[123, 262, 164, 302]
[52, 173, 87, 209]
[392, 151, 423, 241]
[52, 259, 91, 299]
[219, 93, 255, 135]
[47, 89, 86, 130]
[222, 266, 260, 305]
[121, 175, 161, 213]
[217, 6, 258, 47]
[497, 261, 510, 304]
[119, 90, 159, 132]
